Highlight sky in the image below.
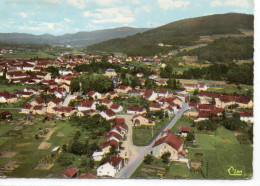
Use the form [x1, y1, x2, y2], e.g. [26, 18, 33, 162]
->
[0, 0, 254, 35]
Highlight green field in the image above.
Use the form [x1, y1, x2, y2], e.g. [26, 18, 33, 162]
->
[0, 84, 29, 93]
[132, 117, 169, 146]
[2, 53, 56, 59]
[187, 127, 253, 179]
[207, 83, 253, 96]
[171, 115, 193, 132]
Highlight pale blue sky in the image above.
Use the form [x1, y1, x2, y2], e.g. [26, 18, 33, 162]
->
[0, 0, 254, 35]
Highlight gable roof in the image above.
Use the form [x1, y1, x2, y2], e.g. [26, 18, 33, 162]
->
[126, 106, 144, 112]
[78, 100, 95, 107]
[79, 173, 96, 179]
[157, 89, 168, 94]
[143, 89, 154, 99]
[100, 155, 122, 167]
[150, 102, 161, 108]
[103, 109, 116, 117]
[60, 167, 78, 178]
[179, 126, 191, 132]
[153, 132, 183, 151]
[100, 139, 119, 149]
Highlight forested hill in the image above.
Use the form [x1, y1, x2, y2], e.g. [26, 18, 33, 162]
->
[86, 13, 253, 56]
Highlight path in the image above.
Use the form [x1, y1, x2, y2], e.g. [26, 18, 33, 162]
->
[62, 94, 75, 106]
[115, 102, 189, 178]
[117, 114, 143, 160]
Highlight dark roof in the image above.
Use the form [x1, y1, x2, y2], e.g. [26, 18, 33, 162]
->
[78, 100, 95, 107]
[150, 102, 161, 108]
[100, 139, 119, 149]
[179, 126, 191, 132]
[103, 109, 116, 117]
[60, 167, 78, 178]
[127, 106, 144, 112]
[157, 89, 168, 94]
[153, 132, 183, 150]
[79, 173, 96, 179]
[100, 155, 122, 167]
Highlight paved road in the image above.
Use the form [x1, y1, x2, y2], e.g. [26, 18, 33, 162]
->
[62, 94, 75, 106]
[115, 102, 189, 179]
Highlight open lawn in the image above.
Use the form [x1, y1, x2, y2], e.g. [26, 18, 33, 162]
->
[187, 127, 252, 179]
[165, 161, 203, 179]
[171, 115, 193, 132]
[132, 117, 169, 146]
[2, 53, 56, 59]
[0, 84, 29, 93]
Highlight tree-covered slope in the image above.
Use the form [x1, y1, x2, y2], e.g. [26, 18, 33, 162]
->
[86, 13, 253, 56]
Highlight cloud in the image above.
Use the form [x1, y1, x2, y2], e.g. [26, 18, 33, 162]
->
[211, 0, 252, 7]
[83, 7, 135, 23]
[19, 12, 28, 18]
[64, 18, 73, 23]
[18, 12, 34, 18]
[158, 0, 190, 10]
[135, 6, 152, 14]
[67, 0, 87, 9]
[67, 0, 121, 9]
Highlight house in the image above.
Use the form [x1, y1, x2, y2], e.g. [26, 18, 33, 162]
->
[197, 83, 208, 91]
[106, 90, 118, 99]
[87, 90, 102, 99]
[183, 83, 197, 91]
[157, 89, 168, 97]
[24, 87, 38, 94]
[238, 110, 254, 123]
[21, 104, 32, 114]
[184, 107, 199, 117]
[35, 71, 51, 80]
[30, 97, 48, 106]
[14, 91, 33, 98]
[100, 109, 116, 120]
[0, 91, 17, 103]
[97, 155, 122, 177]
[32, 105, 46, 115]
[215, 95, 253, 108]
[100, 98, 113, 108]
[110, 118, 128, 131]
[77, 109, 96, 117]
[152, 131, 184, 160]
[136, 72, 144, 77]
[155, 80, 167, 86]
[198, 92, 221, 104]
[143, 89, 157, 101]
[132, 114, 154, 126]
[105, 68, 117, 77]
[126, 106, 146, 115]
[149, 102, 162, 112]
[79, 173, 96, 179]
[55, 106, 76, 118]
[92, 151, 105, 161]
[1, 111, 12, 120]
[100, 139, 119, 154]
[194, 111, 210, 122]
[116, 85, 131, 94]
[60, 167, 78, 178]
[198, 104, 215, 111]
[47, 98, 63, 108]
[165, 106, 174, 116]
[110, 103, 123, 113]
[105, 131, 122, 142]
[179, 126, 191, 137]
[78, 99, 96, 111]
[6, 71, 26, 80]
[110, 125, 126, 136]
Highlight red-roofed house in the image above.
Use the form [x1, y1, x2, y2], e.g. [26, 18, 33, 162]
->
[110, 103, 123, 113]
[100, 98, 113, 108]
[55, 106, 76, 118]
[179, 126, 191, 137]
[215, 95, 253, 108]
[238, 110, 254, 123]
[126, 106, 146, 115]
[194, 111, 210, 122]
[32, 105, 46, 115]
[97, 155, 122, 177]
[143, 89, 157, 101]
[157, 89, 168, 97]
[79, 173, 96, 179]
[132, 114, 155, 126]
[60, 167, 78, 178]
[100, 109, 116, 120]
[87, 90, 102, 99]
[198, 92, 221, 104]
[116, 85, 131, 94]
[149, 102, 162, 112]
[78, 99, 96, 111]
[152, 131, 184, 160]
[100, 139, 119, 153]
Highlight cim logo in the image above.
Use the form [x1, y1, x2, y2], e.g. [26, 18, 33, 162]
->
[227, 166, 242, 176]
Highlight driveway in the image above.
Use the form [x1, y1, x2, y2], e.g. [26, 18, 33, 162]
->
[117, 114, 144, 161]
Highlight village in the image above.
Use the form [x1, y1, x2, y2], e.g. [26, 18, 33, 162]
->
[0, 52, 254, 179]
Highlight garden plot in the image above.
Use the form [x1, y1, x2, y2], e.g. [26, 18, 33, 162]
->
[38, 142, 51, 149]
[0, 152, 17, 158]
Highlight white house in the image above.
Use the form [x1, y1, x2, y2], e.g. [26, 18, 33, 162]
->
[92, 151, 104, 161]
[110, 103, 123, 113]
[87, 90, 102, 99]
[238, 110, 254, 123]
[143, 89, 157, 101]
[78, 100, 96, 111]
[97, 155, 122, 177]
[100, 109, 116, 120]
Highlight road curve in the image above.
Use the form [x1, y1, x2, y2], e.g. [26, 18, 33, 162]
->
[115, 102, 189, 179]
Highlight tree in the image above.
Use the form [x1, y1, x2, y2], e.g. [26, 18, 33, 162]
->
[210, 97, 216, 105]
[45, 66, 59, 77]
[70, 141, 84, 155]
[190, 95, 200, 103]
[186, 131, 195, 142]
[57, 153, 75, 166]
[161, 151, 171, 164]
[144, 79, 158, 90]
[96, 104, 108, 112]
[144, 154, 153, 164]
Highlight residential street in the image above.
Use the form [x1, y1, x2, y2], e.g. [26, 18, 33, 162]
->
[115, 102, 189, 178]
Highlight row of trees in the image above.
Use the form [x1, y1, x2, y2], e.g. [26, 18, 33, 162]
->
[178, 37, 253, 63]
